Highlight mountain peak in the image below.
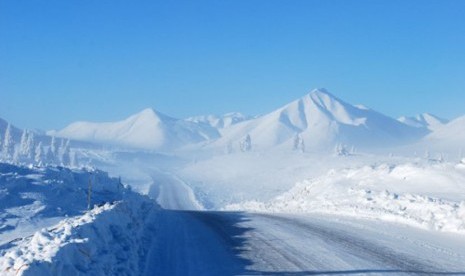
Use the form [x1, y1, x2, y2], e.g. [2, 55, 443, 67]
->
[138, 108, 157, 115]
[308, 88, 332, 98]
[132, 108, 174, 124]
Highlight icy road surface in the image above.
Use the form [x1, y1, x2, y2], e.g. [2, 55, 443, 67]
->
[144, 172, 465, 275]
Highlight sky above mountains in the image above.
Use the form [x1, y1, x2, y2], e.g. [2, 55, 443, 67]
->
[1, 0, 464, 130]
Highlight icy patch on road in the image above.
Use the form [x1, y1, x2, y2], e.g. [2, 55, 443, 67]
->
[227, 162, 465, 234]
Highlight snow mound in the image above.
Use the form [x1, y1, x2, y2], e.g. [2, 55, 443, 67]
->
[0, 163, 124, 247]
[0, 193, 155, 276]
[51, 108, 220, 150]
[226, 162, 465, 234]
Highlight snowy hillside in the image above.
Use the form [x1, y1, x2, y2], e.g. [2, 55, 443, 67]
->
[186, 112, 252, 129]
[212, 89, 427, 151]
[398, 113, 448, 131]
[424, 115, 465, 149]
[50, 108, 220, 150]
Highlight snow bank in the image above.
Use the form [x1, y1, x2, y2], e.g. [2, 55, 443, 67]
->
[227, 162, 465, 234]
[0, 193, 156, 276]
[0, 162, 159, 275]
[0, 162, 126, 245]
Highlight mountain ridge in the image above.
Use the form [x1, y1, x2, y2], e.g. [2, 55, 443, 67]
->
[47, 89, 452, 151]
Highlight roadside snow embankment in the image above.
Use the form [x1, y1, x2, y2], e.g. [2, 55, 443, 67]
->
[0, 193, 155, 276]
[227, 162, 465, 234]
[0, 162, 159, 275]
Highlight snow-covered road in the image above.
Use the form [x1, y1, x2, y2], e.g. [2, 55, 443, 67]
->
[144, 173, 465, 275]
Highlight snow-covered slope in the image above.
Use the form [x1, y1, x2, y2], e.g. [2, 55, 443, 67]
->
[398, 113, 448, 131]
[0, 163, 124, 246]
[50, 108, 220, 150]
[213, 89, 427, 151]
[0, 162, 157, 276]
[227, 161, 465, 234]
[186, 112, 252, 129]
[424, 115, 465, 149]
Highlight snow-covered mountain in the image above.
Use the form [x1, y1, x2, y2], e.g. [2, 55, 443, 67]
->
[213, 89, 428, 151]
[186, 112, 252, 129]
[50, 108, 220, 150]
[398, 113, 448, 131]
[424, 115, 465, 148]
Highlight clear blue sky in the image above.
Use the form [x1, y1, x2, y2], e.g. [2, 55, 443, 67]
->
[1, 0, 464, 130]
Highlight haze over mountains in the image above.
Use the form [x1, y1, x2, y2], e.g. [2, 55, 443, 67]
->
[48, 108, 220, 150]
[1, 89, 463, 153]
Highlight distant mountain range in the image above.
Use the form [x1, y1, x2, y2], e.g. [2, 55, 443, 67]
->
[398, 113, 448, 131]
[48, 108, 220, 150]
[1, 88, 463, 153]
[209, 89, 429, 151]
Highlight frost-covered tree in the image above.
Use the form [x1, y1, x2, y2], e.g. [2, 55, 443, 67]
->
[14, 129, 35, 164]
[45, 146, 55, 165]
[293, 133, 305, 153]
[71, 151, 79, 168]
[25, 132, 35, 160]
[19, 129, 28, 156]
[239, 134, 252, 152]
[13, 145, 21, 164]
[50, 136, 58, 156]
[48, 136, 59, 164]
[35, 142, 44, 166]
[2, 124, 15, 161]
[334, 143, 348, 156]
[60, 139, 71, 166]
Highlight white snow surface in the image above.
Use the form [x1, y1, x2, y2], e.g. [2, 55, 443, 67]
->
[227, 161, 465, 234]
[0, 163, 124, 246]
[210, 89, 427, 152]
[44, 88, 438, 153]
[0, 163, 157, 276]
[1, 88, 465, 275]
[0, 195, 155, 276]
[424, 115, 465, 149]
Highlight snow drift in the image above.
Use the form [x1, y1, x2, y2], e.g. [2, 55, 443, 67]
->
[226, 161, 465, 234]
[0, 196, 156, 276]
[0, 162, 157, 275]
